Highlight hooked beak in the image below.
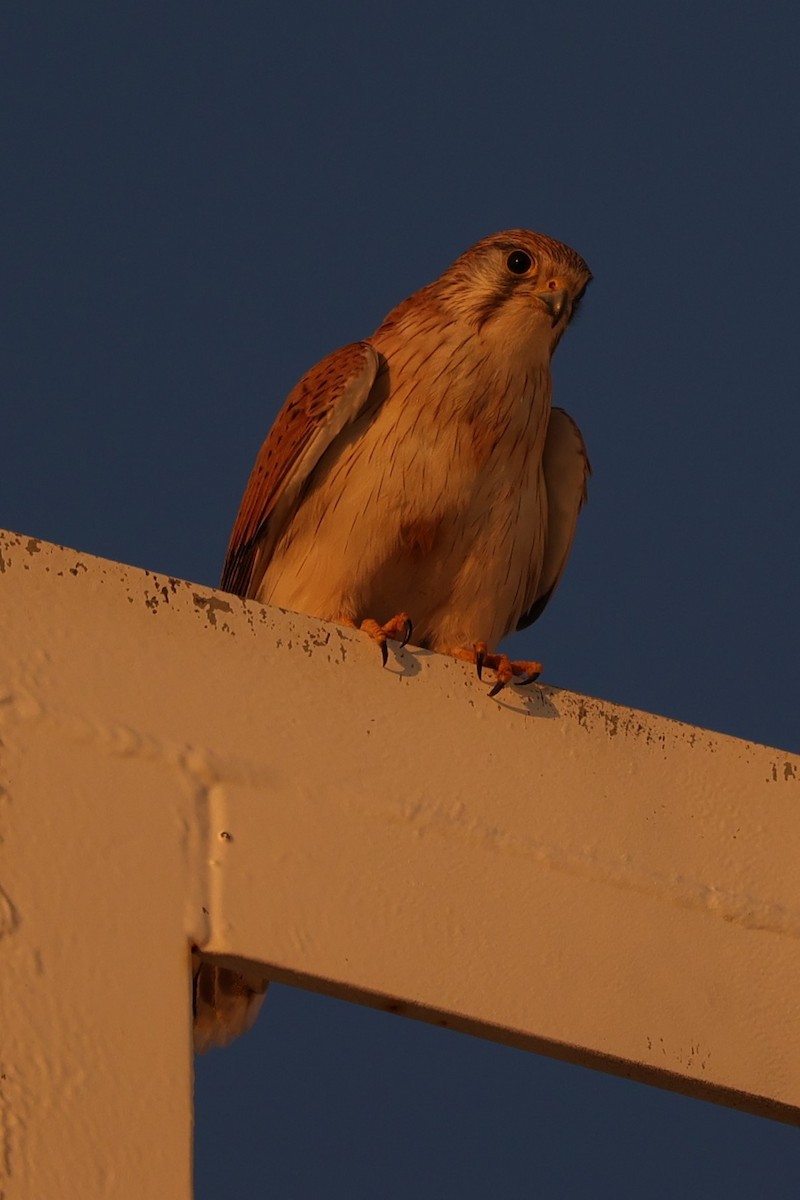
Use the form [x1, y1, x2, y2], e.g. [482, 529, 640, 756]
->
[534, 288, 569, 326]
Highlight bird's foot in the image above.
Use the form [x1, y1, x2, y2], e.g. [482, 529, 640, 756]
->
[452, 642, 542, 698]
[355, 613, 413, 666]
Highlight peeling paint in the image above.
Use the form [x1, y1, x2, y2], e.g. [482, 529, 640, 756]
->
[768, 761, 798, 784]
[191, 593, 233, 628]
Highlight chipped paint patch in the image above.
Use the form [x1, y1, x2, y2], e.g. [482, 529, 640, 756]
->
[192, 593, 234, 629]
[770, 760, 799, 783]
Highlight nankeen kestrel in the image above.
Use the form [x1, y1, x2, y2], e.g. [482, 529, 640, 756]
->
[193, 228, 592, 1051]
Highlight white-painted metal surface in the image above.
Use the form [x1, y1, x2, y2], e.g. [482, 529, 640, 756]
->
[2, 529, 800, 1194]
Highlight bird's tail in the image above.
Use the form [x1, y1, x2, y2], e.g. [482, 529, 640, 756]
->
[192, 955, 269, 1053]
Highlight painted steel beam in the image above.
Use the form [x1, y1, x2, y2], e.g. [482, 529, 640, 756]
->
[2, 528, 800, 1197]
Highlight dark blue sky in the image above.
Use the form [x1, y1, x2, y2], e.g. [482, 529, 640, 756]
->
[5, 4, 800, 1196]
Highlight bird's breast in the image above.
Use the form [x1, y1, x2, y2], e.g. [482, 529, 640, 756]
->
[260, 345, 553, 651]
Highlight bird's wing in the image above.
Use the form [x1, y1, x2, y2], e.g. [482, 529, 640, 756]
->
[220, 340, 381, 598]
[517, 406, 590, 630]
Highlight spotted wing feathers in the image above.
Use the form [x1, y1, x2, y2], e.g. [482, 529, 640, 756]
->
[220, 341, 380, 598]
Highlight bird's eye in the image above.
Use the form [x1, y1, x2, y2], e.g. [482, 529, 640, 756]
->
[506, 250, 533, 275]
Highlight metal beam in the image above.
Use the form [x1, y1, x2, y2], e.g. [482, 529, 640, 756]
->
[2, 528, 800, 1198]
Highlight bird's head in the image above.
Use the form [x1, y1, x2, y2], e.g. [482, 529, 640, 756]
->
[431, 229, 592, 357]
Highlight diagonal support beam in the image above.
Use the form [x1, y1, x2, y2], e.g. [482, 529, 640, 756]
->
[2, 529, 800, 1196]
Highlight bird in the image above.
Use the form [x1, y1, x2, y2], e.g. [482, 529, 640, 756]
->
[193, 228, 592, 1051]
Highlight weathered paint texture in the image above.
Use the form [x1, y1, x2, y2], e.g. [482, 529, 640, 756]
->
[2, 528, 800, 1195]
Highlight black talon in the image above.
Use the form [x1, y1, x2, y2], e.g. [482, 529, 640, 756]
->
[400, 619, 413, 648]
[379, 639, 388, 667]
[488, 679, 506, 699]
[517, 670, 541, 686]
[475, 646, 485, 681]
